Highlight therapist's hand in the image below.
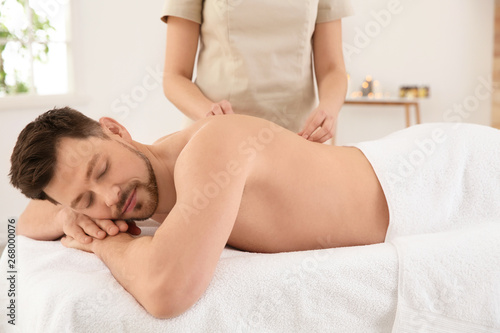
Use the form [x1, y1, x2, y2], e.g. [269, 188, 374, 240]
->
[298, 107, 338, 143]
[206, 100, 234, 117]
[58, 207, 140, 245]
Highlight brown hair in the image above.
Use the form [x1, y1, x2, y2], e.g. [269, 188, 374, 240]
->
[9, 107, 107, 204]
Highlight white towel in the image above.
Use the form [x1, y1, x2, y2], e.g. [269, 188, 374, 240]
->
[355, 123, 500, 241]
[355, 123, 500, 331]
[0, 226, 399, 333]
[391, 222, 500, 332]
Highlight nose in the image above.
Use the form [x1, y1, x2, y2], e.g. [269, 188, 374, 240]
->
[102, 184, 121, 207]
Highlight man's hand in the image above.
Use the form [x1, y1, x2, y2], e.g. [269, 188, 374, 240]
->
[61, 232, 134, 254]
[206, 100, 234, 117]
[298, 107, 338, 143]
[61, 235, 95, 253]
[57, 207, 141, 244]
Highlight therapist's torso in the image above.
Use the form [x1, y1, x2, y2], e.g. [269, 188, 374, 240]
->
[163, 0, 353, 132]
[197, 0, 319, 132]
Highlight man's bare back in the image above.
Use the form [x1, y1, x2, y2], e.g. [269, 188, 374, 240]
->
[152, 114, 389, 252]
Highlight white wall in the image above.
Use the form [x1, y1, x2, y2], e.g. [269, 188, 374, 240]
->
[0, 0, 183, 245]
[0, 0, 494, 244]
[337, 0, 494, 144]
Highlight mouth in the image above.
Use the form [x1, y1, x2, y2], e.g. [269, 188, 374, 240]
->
[122, 188, 137, 215]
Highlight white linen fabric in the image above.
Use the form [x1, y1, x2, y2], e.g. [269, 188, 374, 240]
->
[0, 227, 398, 333]
[354, 122, 500, 241]
[355, 122, 500, 332]
[391, 222, 500, 332]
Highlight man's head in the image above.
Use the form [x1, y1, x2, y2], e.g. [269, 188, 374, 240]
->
[10, 107, 158, 221]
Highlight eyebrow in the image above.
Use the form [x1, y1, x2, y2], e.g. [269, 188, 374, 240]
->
[70, 153, 100, 209]
[86, 153, 100, 180]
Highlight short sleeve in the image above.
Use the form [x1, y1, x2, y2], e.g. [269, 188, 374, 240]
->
[316, 0, 354, 23]
[160, 0, 203, 24]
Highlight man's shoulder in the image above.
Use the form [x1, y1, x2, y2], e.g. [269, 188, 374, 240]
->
[176, 115, 284, 167]
[173, 116, 264, 186]
[182, 116, 251, 155]
[188, 115, 278, 147]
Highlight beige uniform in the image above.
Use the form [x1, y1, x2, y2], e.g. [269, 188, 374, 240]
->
[161, 0, 353, 132]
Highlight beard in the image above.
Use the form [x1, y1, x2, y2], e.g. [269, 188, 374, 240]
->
[114, 141, 159, 221]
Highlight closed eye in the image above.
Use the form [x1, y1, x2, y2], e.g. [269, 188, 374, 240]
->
[86, 193, 94, 209]
[97, 163, 108, 180]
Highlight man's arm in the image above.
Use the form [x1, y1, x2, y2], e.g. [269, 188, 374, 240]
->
[18, 199, 132, 243]
[63, 122, 251, 318]
[17, 200, 65, 240]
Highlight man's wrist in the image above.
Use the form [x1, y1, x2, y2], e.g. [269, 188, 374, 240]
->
[91, 232, 135, 260]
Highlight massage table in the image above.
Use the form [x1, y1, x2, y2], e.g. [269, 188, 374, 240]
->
[1, 220, 499, 332]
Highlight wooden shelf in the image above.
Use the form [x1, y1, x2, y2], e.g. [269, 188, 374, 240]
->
[344, 98, 421, 127]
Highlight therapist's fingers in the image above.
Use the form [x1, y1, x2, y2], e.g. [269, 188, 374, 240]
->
[299, 110, 327, 140]
[316, 131, 334, 144]
[210, 103, 224, 115]
[207, 100, 234, 117]
[309, 116, 335, 143]
[219, 100, 234, 114]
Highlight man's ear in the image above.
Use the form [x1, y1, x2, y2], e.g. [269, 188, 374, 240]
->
[99, 117, 133, 142]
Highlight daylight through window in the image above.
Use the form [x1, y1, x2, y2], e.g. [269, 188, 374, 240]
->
[0, 0, 71, 97]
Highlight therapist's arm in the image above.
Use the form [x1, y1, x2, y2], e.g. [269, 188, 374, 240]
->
[163, 16, 233, 119]
[299, 19, 348, 143]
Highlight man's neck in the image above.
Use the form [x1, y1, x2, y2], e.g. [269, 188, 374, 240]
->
[131, 130, 190, 218]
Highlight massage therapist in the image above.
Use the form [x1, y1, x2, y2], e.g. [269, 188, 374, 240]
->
[161, 0, 353, 143]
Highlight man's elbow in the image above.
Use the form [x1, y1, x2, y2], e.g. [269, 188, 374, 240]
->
[143, 284, 199, 319]
[141, 266, 208, 319]
[15, 212, 28, 237]
[146, 300, 186, 319]
[16, 212, 63, 241]
[16, 212, 43, 239]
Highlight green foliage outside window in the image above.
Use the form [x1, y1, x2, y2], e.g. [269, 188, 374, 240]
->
[0, 0, 54, 95]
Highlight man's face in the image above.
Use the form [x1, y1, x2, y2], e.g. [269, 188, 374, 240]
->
[44, 135, 158, 221]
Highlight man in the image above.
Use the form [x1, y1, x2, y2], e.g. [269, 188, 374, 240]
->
[10, 107, 500, 318]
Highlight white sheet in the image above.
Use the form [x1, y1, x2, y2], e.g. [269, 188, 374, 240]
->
[0, 225, 398, 333]
[355, 123, 500, 332]
[391, 222, 500, 332]
[355, 123, 500, 241]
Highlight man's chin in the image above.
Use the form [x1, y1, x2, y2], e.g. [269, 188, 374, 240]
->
[124, 215, 153, 223]
[121, 207, 157, 222]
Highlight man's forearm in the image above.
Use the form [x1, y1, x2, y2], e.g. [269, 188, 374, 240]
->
[91, 234, 162, 314]
[88, 231, 198, 318]
[17, 200, 64, 240]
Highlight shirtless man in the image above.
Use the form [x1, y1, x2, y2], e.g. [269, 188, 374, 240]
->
[10, 107, 389, 318]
